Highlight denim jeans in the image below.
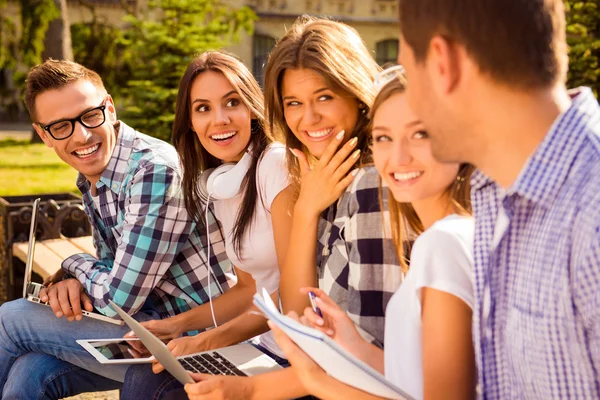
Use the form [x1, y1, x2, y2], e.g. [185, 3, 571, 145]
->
[0, 298, 158, 399]
[2, 353, 122, 400]
[121, 343, 291, 400]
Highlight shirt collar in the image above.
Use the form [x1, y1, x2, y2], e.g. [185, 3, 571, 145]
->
[508, 87, 598, 205]
[76, 121, 136, 194]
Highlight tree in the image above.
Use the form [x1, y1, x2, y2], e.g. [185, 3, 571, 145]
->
[42, 0, 73, 61]
[117, 0, 256, 141]
[0, 0, 59, 121]
[566, 0, 600, 97]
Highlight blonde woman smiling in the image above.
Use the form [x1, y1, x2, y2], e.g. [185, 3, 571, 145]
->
[271, 68, 477, 400]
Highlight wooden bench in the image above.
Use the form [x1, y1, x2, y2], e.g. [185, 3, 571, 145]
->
[12, 236, 95, 279]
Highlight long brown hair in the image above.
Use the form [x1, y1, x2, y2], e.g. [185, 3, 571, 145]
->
[263, 16, 381, 190]
[171, 51, 271, 256]
[369, 74, 475, 273]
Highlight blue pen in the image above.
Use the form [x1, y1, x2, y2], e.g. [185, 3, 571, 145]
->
[308, 291, 323, 318]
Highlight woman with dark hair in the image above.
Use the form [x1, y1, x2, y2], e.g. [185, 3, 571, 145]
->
[271, 68, 477, 400]
[120, 50, 295, 399]
[184, 16, 403, 400]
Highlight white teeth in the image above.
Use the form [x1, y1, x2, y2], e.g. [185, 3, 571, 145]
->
[307, 128, 332, 138]
[393, 171, 423, 181]
[74, 143, 99, 157]
[211, 131, 236, 140]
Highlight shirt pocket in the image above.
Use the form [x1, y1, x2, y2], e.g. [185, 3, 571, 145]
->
[505, 307, 562, 399]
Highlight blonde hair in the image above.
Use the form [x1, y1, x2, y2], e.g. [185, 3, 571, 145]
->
[369, 75, 475, 274]
[263, 16, 381, 191]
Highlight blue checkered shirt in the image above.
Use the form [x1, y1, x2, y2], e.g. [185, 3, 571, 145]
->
[63, 122, 233, 320]
[471, 88, 600, 399]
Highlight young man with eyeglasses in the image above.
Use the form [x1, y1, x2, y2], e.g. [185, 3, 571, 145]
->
[397, 0, 600, 398]
[0, 59, 235, 399]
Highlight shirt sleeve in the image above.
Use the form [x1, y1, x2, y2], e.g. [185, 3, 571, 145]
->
[257, 144, 290, 210]
[62, 163, 195, 317]
[409, 222, 475, 311]
[342, 167, 401, 346]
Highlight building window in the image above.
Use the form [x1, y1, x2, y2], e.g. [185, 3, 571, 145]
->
[253, 34, 276, 87]
[376, 39, 399, 66]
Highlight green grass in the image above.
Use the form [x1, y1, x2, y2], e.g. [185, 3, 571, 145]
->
[0, 139, 78, 196]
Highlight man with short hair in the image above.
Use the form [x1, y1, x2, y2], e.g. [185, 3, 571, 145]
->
[0, 59, 234, 398]
[397, 0, 600, 397]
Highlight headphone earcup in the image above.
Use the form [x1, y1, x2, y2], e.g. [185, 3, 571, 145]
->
[206, 163, 238, 200]
[197, 149, 254, 202]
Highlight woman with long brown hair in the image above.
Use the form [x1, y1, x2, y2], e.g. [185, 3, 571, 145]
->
[121, 50, 296, 399]
[184, 16, 403, 400]
[271, 68, 477, 400]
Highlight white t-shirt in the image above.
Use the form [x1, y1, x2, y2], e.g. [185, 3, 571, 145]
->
[212, 142, 289, 295]
[384, 214, 474, 400]
[212, 142, 289, 356]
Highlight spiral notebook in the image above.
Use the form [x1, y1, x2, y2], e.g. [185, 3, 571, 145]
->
[252, 289, 413, 400]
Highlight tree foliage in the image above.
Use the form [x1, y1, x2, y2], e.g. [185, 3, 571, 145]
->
[117, 0, 256, 141]
[0, 0, 59, 119]
[566, 0, 600, 97]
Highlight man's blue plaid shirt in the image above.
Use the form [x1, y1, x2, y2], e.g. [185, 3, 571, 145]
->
[63, 122, 234, 320]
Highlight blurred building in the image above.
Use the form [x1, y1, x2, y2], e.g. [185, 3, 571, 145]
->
[228, 0, 400, 85]
[31, 0, 399, 84]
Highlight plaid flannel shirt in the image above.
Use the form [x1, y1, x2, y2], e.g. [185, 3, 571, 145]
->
[317, 166, 402, 347]
[471, 88, 600, 399]
[63, 122, 233, 320]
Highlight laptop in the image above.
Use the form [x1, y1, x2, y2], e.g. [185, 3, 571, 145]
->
[23, 198, 123, 326]
[108, 299, 282, 385]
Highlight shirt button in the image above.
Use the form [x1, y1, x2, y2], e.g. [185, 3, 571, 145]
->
[112, 184, 118, 190]
[476, 384, 483, 398]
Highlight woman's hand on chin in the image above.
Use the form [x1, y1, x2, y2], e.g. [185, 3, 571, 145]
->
[291, 129, 360, 218]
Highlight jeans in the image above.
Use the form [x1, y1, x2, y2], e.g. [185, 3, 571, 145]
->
[0, 298, 158, 399]
[2, 353, 122, 400]
[121, 343, 290, 400]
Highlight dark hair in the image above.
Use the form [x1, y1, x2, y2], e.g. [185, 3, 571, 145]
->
[263, 16, 381, 193]
[397, 0, 569, 88]
[171, 51, 271, 256]
[25, 59, 106, 121]
[369, 73, 475, 274]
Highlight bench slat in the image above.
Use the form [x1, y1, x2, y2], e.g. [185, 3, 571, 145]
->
[12, 236, 94, 280]
[12, 241, 64, 279]
[68, 236, 96, 255]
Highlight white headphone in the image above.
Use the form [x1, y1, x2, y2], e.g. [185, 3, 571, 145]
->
[200, 147, 254, 328]
[198, 148, 253, 203]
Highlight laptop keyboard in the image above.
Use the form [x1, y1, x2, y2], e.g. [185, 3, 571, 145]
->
[180, 352, 246, 376]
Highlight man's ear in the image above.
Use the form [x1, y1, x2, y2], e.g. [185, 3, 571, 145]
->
[33, 123, 53, 148]
[105, 95, 117, 122]
[427, 35, 462, 96]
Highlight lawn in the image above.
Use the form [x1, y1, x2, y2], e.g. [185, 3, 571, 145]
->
[0, 139, 78, 196]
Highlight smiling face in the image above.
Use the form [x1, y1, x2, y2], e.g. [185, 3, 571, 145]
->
[371, 92, 459, 205]
[189, 70, 252, 163]
[33, 79, 117, 185]
[281, 68, 359, 158]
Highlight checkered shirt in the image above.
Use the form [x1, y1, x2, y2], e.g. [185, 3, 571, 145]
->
[63, 122, 234, 320]
[317, 166, 402, 347]
[471, 88, 600, 399]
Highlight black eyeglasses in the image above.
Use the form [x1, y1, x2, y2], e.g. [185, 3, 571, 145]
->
[38, 102, 107, 140]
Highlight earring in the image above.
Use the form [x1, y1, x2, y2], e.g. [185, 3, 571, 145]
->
[358, 102, 367, 115]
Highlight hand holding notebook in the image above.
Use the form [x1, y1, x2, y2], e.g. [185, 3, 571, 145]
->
[252, 289, 413, 400]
